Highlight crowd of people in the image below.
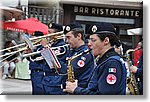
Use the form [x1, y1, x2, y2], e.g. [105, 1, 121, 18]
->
[1, 22, 143, 95]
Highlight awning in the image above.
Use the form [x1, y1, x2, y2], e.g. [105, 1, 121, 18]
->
[127, 28, 143, 35]
[0, 6, 23, 21]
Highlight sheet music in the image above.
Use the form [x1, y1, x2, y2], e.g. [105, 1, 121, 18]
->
[41, 48, 61, 69]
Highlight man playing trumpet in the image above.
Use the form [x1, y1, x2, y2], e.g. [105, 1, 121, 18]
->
[40, 23, 69, 95]
[24, 31, 46, 95]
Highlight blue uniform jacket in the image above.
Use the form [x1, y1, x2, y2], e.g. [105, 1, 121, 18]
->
[135, 54, 143, 80]
[27, 45, 45, 95]
[27, 40, 69, 95]
[74, 48, 127, 95]
[42, 39, 69, 73]
[28, 45, 44, 70]
[66, 45, 94, 88]
[135, 54, 143, 94]
[41, 39, 69, 95]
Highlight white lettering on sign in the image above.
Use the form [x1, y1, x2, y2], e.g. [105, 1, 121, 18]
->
[73, 6, 141, 17]
[74, 6, 89, 14]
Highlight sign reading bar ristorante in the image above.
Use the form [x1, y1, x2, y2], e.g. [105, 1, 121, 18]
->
[73, 5, 142, 18]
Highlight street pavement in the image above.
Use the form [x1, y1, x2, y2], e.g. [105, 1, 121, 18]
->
[0, 78, 32, 95]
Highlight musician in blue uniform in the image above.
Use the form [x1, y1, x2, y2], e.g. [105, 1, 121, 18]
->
[63, 22, 95, 88]
[130, 40, 143, 95]
[26, 31, 45, 95]
[64, 22, 127, 95]
[41, 23, 69, 95]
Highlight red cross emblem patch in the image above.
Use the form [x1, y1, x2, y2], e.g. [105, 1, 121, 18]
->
[77, 60, 85, 67]
[106, 74, 117, 84]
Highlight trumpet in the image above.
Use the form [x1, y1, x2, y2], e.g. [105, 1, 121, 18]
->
[22, 44, 68, 58]
[0, 31, 65, 58]
[29, 31, 65, 44]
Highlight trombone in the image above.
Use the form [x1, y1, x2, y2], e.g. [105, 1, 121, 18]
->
[0, 31, 65, 58]
[0, 44, 68, 68]
[0, 31, 64, 53]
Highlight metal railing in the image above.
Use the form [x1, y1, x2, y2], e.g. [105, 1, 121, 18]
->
[18, 5, 63, 24]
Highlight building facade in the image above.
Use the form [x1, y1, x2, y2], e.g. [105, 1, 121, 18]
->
[2, 0, 143, 52]
[59, 0, 143, 51]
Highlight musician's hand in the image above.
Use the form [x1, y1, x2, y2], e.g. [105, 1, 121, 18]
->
[63, 80, 78, 93]
[14, 59, 19, 63]
[130, 65, 138, 73]
[40, 39, 48, 47]
[24, 48, 32, 54]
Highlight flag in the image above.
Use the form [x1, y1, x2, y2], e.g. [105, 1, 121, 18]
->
[108, 68, 116, 73]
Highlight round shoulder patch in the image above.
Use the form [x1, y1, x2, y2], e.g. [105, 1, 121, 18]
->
[55, 50, 60, 55]
[106, 74, 117, 84]
[77, 60, 85, 67]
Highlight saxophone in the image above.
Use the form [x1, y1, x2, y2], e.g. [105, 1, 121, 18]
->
[125, 49, 139, 95]
[67, 49, 91, 82]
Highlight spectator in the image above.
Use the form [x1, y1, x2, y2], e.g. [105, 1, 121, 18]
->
[2, 41, 18, 79]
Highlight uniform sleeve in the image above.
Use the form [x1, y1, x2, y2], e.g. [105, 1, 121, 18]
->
[136, 55, 143, 77]
[54, 44, 69, 74]
[136, 67, 143, 77]
[58, 60, 68, 74]
[73, 66, 99, 95]
[74, 87, 99, 95]
[97, 60, 123, 94]
[31, 45, 43, 59]
[56, 45, 69, 62]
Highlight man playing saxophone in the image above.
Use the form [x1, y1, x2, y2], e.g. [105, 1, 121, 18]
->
[64, 22, 127, 95]
[63, 22, 95, 89]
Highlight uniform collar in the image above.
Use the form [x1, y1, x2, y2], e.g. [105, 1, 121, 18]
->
[52, 39, 64, 46]
[74, 44, 87, 52]
[97, 48, 118, 64]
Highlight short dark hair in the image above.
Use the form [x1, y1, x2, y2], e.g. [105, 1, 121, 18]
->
[97, 33, 120, 47]
[4, 41, 12, 48]
[33, 31, 44, 36]
[71, 28, 85, 41]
